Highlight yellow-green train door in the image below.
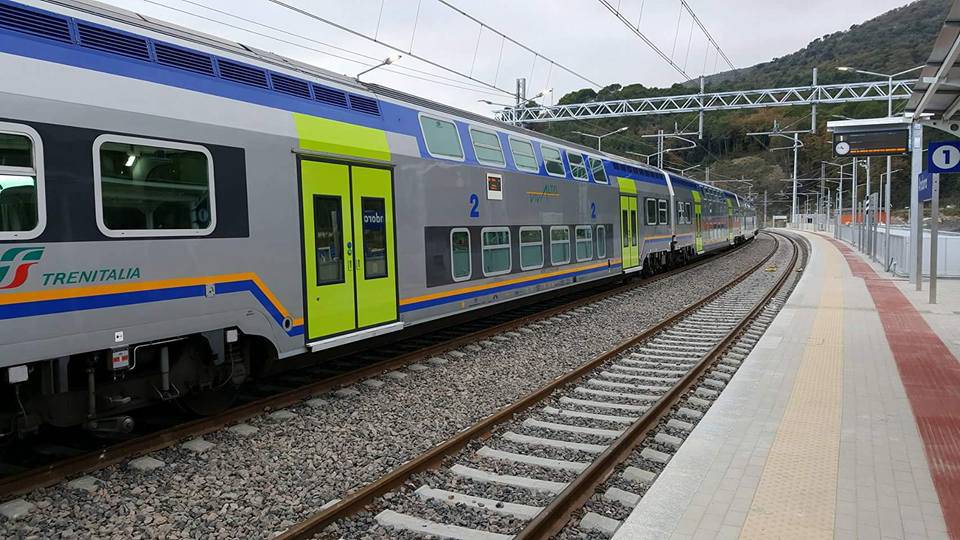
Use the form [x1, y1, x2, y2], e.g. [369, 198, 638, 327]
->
[692, 190, 704, 254]
[300, 160, 397, 341]
[301, 160, 356, 340]
[351, 166, 398, 328]
[726, 198, 735, 243]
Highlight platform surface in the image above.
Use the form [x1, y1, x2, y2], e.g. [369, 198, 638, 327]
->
[614, 230, 959, 540]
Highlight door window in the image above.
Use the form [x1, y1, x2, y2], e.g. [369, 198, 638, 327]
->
[451, 228, 471, 281]
[361, 197, 388, 279]
[313, 195, 344, 285]
[621, 209, 629, 247]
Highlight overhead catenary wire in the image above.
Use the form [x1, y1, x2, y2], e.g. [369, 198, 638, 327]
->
[432, 0, 602, 89]
[265, 0, 515, 96]
[680, 0, 736, 71]
[141, 0, 508, 96]
[596, 0, 691, 79]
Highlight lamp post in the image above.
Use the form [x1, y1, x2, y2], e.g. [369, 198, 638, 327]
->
[356, 54, 401, 79]
[572, 126, 628, 151]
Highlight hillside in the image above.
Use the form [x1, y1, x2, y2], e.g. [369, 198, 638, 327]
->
[532, 0, 956, 224]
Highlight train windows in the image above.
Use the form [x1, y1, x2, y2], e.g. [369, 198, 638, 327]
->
[645, 198, 657, 226]
[677, 202, 685, 224]
[0, 124, 45, 240]
[361, 197, 388, 279]
[550, 226, 571, 265]
[312, 196, 344, 285]
[575, 225, 593, 261]
[419, 115, 464, 160]
[519, 227, 544, 270]
[658, 199, 669, 225]
[542, 145, 566, 177]
[94, 135, 215, 237]
[451, 228, 471, 281]
[509, 138, 539, 173]
[630, 210, 637, 246]
[685, 202, 692, 224]
[596, 225, 607, 258]
[588, 157, 608, 184]
[470, 128, 505, 167]
[568, 153, 588, 181]
[481, 227, 511, 276]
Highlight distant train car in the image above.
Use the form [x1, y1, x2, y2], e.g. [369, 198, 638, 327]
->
[0, 0, 754, 435]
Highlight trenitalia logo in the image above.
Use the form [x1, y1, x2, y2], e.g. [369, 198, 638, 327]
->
[0, 247, 44, 290]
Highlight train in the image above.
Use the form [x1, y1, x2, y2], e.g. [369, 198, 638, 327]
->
[0, 0, 756, 436]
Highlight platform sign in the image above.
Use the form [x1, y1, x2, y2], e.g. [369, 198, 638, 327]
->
[918, 171, 935, 202]
[833, 129, 909, 157]
[928, 140, 960, 173]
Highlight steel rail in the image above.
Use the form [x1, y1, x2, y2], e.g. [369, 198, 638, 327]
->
[0, 241, 752, 498]
[276, 233, 782, 540]
[516, 230, 802, 538]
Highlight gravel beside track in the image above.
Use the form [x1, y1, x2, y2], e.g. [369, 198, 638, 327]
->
[0, 238, 774, 539]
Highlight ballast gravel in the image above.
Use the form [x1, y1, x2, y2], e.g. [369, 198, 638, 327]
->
[0, 238, 775, 539]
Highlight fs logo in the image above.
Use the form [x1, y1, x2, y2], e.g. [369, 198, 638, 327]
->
[0, 247, 44, 290]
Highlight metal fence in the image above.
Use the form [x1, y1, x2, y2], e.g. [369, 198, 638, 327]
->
[837, 224, 960, 278]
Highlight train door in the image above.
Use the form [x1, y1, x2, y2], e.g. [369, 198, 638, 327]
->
[620, 195, 640, 270]
[692, 191, 704, 254]
[299, 159, 398, 342]
[726, 198, 735, 244]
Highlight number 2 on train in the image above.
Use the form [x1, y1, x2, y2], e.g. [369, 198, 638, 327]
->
[469, 193, 480, 218]
[591, 202, 597, 220]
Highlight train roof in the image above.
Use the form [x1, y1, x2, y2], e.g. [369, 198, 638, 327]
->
[23, 0, 740, 200]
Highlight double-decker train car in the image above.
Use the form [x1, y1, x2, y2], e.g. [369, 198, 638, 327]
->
[0, 0, 755, 435]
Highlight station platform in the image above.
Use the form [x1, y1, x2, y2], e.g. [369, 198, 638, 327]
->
[613, 230, 960, 540]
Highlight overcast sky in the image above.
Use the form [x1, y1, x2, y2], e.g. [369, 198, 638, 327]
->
[103, 0, 916, 116]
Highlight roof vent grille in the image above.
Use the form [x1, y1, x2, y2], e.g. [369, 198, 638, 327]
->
[313, 84, 348, 108]
[270, 73, 311, 99]
[77, 22, 150, 61]
[348, 94, 381, 116]
[0, 2, 71, 43]
[155, 42, 215, 76]
[217, 59, 269, 89]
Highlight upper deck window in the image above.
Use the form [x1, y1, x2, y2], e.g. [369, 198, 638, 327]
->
[0, 125, 45, 239]
[567, 153, 588, 181]
[419, 115, 464, 160]
[541, 145, 566, 177]
[469, 128, 505, 167]
[509, 138, 539, 172]
[588, 157, 607, 184]
[95, 135, 215, 237]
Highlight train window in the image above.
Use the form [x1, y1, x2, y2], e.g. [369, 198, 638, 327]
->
[419, 115, 464, 160]
[588, 157, 608, 184]
[361, 197, 388, 279]
[575, 225, 593, 261]
[94, 135, 215, 237]
[541, 145, 566, 177]
[470, 127, 505, 167]
[0, 124, 45, 240]
[596, 225, 606, 258]
[509, 138, 539, 172]
[630, 210, 637, 246]
[519, 227, 544, 270]
[658, 199, 669, 225]
[313, 195, 344, 285]
[645, 198, 657, 226]
[481, 227, 511, 276]
[567, 153, 588, 181]
[621, 210, 629, 247]
[686, 202, 692, 224]
[550, 226, 570, 265]
[450, 228, 471, 282]
[677, 202, 685, 224]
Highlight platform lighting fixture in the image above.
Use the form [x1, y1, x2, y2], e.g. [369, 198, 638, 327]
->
[125, 154, 136, 167]
[356, 54, 401, 79]
[572, 126, 628, 151]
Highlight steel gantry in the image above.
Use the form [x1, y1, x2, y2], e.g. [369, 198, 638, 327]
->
[496, 78, 917, 124]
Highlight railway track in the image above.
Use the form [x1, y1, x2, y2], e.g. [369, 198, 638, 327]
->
[277, 230, 804, 539]
[0, 240, 755, 499]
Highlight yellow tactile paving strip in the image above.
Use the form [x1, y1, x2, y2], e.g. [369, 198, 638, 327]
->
[740, 248, 844, 539]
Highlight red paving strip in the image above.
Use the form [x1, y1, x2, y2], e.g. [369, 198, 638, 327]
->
[825, 236, 960, 540]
